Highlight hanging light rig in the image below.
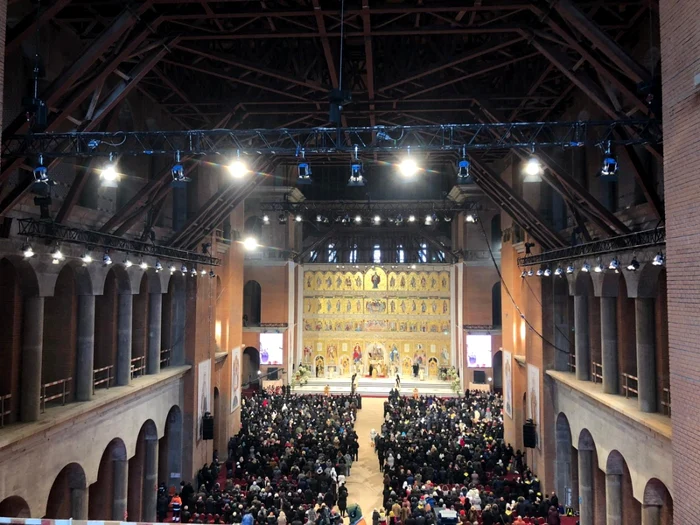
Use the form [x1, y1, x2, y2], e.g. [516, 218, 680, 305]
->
[171, 150, 190, 186]
[348, 145, 365, 187]
[457, 146, 470, 183]
[296, 148, 312, 185]
[600, 141, 619, 177]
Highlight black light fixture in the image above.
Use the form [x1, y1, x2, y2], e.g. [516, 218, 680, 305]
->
[543, 267, 552, 277]
[652, 251, 665, 266]
[181, 263, 188, 274]
[100, 152, 119, 188]
[524, 242, 535, 255]
[262, 214, 270, 225]
[171, 151, 190, 186]
[554, 266, 563, 276]
[21, 243, 34, 258]
[626, 257, 639, 271]
[566, 264, 575, 274]
[609, 257, 620, 270]
[536, 268, 544, 276]
[103, 251, 112, 265]
[600, 141, 618, 177]
[348, 145, 365, 187]
[457, 147, 471, 183]
[278, 213, 288, 225]
[581, 261, 591, 272]
[155, 260, 163, 272]
[296, 148, 312, 185]
[594, 259, 604, 273]
[33, 154, 50, 184]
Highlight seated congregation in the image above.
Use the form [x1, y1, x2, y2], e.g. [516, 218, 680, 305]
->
[159, 392, 360, 525]
[373, 391, 560, 525]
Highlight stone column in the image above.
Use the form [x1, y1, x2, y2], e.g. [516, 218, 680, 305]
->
[578, 449, 593, 525]
[642, 505, 660, 525]
[171, 287, 186, 366]
[117, 293, 133, 386]
[601, 296, 619, 394]
[76, 294, 96, 401]
[20, 296, 44, 422]
[635, 298, 657, 413]
[71, 487, 88, 519]
[605, 473, 622, 525]
[113, 455, 129, 521]
[142, 436, 158, 521]
[574, 295, 590, 380]
[147, 293, 162, 375]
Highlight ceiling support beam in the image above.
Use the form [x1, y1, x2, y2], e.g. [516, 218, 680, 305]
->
[550, 0, 651, 85]
[360, 0, 376, 129]
[99, 112, 235, 234]
[0, 36, 172, 218]
[5, 0, 73, 56]
[469, 158, 567, 250]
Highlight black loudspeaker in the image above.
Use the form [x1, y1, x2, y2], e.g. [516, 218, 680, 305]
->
[523, 421, 537, 448]
[473, 370, 486, 384]
[268, 367, 278, 380]
[202, 412, 214, 440]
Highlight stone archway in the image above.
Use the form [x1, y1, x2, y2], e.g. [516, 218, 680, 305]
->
[0, 496, 31, 518]
[555, 413, 575, 508]
[242, 347, 260, 387]
[643, 478, 673, 525]
[492, 350, 503, 392]
[45, 462, 88, 519]
[89, 438, 128, 520]
[159, 405, 183, 491]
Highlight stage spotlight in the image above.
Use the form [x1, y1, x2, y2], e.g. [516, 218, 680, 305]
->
[609, 258, 620, 270]
[33, 155, 52, 185]
[521, 271, 526, 278]
[262, 215, 269, 224]
[408, 215, 416, 223]
[169, 264, 176, 274]
[200, 268, 207, 276]
[22, 243, 34, 258]
[191, 267, 198, 277]
[626, 257, 639, 271]
[594, 261, 604, 273]
[228, 151, 248, 179]
[457, 157, 470, 183]
[171, 151, 190, 185]
[295, 214, 303, 223]
[296, 149, 312, 184]
[348, 162, 365, 187]
[399, 158, 419, 177]
[425, 214, 433, 225]
[243, 236, 258, 251]
[373, 215, 381, 225]
[125, 256, 133, 268]
[278, 213, 288, 225]
[81, 252, 93, 264]
[395, 214, 404, 225]
[527, 269, 534, 277]
[544, 267, 552, 277]
[523, 149, 543, 182]
[566, 264, 575, 274]
[316, 215, 323, 223]
[181, 263, 188, 274]
[139, 260, 148, 270]
[155, 260, 163, 272]
[51, 246, 64, 264]
[465, 214, 477, 223]
[581, 262, 590, 272]
[100, 153, 119, 188]
[600, 141, 618, 177]
[443, 215, 452, 223]
[554, 266, 563, 276]
[652, 251, 665, 266]
[209, 269, 215, 278]
[536, 268, 544, 276]
[354, 215, 362, 224]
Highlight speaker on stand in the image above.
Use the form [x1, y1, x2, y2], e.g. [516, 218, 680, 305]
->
[202, 412, 214, 440]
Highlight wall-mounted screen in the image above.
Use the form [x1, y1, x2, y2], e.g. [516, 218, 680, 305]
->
[260, 333, 284, 365]
[466, 334, 492, 368]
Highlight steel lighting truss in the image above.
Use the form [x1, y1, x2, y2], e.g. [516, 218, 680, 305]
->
[260, 199, 483, 218]
[517, 228, 665, 267]
[18, 218, 221, 266]
[2, 120, 659, 159]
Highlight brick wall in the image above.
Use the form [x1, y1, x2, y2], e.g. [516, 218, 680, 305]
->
[660, 0, 700, 520]
[243, 265, 289, 325]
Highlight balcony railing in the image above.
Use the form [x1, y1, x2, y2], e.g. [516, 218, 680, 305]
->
[661, 387, 671, 416]
[568, 353, 576, 372]
[130, 356, 146, 379]
[41, 377, 72, 413]
[160, 348, 171, 368]
[93, 365, 113, 393]
[622, 373, 638, 398]
[591, 361, 603, 384]
[0, 393, 11, 427]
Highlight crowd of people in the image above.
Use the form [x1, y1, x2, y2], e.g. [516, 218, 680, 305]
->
[372, 390, 561, 525]
[158, 392, 360, 525]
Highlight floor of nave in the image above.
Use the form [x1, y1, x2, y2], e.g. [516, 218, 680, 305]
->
[344, 397, 385, 518]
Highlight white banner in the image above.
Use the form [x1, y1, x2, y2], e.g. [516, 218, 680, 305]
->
[503, 350, 513, 419]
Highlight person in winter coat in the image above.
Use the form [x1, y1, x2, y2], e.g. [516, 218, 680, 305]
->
[372, 508, 381, 525]
[338, 485, 349, 517]
[546, 506, 561, 525]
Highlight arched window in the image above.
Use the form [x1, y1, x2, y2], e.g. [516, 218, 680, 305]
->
[492, 282, 502, 327]
[243, 281, 262, 326]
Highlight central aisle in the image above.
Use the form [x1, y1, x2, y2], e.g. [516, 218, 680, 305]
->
[344, 397, 386, 517]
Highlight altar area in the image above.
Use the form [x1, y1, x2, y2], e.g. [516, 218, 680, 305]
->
[298, 265, 457, 384]
[293, 375, 458, 397]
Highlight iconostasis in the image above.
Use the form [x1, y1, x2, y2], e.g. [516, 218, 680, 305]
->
[301, 266, 453, 379]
